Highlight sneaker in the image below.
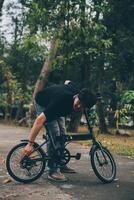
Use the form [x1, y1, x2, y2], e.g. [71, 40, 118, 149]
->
[60, 166, 76, 173]
[47, 171, 67, 182]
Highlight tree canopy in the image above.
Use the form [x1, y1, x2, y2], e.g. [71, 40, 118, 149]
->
[0, 0, 134, 129]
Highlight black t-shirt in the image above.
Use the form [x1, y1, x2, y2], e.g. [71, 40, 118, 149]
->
[35, 82, 79, 121]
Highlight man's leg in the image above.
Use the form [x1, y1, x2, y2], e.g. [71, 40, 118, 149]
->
[57, 117, 76, 173]
[45, 120, 67, 181]
[57, 117, 66, 148]
[34, 102, 67, 181]
[45, 120, 61, 172]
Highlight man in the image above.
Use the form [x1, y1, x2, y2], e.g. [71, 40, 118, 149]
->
[24, 81, 97, 181]
[34, 81, 75, 182]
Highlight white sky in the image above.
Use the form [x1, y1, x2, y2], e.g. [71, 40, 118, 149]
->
[1, 0, 22, 43]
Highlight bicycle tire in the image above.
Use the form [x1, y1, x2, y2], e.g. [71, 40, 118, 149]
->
[6, 142, 46, 183]
[91, 146, 116, 183]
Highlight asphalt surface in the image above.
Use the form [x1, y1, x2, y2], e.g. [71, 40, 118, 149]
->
[0, 124, 134, 200]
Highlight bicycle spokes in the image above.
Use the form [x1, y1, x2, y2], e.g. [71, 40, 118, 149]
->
[96, 151, 108, 166]
[6, 143, 46, 183]
[91, 146, 116, 183]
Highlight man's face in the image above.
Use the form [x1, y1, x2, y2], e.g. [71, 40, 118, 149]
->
[73, 96, 82, 111]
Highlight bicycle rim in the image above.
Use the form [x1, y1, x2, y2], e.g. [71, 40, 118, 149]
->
[91, 147, 116, 183]
[7, 143, 45, 183]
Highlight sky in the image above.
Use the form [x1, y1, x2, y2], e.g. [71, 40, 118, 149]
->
[1, 0, 22, 43]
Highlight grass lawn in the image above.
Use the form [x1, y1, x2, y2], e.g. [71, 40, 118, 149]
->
[76, 126, 134, 157]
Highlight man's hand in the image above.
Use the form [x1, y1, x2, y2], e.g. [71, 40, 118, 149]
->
[24, 143, 33, 155]
[21, 143, 33, 158]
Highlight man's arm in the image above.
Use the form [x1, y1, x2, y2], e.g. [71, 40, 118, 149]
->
[23, 112, 46, 155]
[28, 112, 46, 142]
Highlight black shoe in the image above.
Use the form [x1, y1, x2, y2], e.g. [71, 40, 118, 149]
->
[60, 166, 76, 173]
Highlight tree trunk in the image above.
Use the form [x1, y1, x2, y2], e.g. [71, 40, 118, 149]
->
[0, 0, 4, 16]
[15, 100, 24, 121]
[0, 77, 7, 85]
[96, 101, 108, 133]
[4, 79, 11, 120]
[67, 111, 82, 133]
[32, 38, 59, 101]
[27, 38, 59, 120]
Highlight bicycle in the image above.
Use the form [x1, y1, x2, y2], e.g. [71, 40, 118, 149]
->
[6, 108, 116, 184]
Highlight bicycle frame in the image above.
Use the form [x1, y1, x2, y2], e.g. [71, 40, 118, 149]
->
[21, 108, 103, 160]
[8, 107, 116, 184]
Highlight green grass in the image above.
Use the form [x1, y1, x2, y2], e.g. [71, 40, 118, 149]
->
[115, 145, 134, 157]
[76, 126, 134, 157]
[97, 134, 134, 157]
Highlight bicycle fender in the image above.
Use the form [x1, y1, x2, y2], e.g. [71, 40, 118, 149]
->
[21, 139, 29, 142]
[20, 140, 46, 156]
[90, 142, 107, 156]
[89, 145, 96, 155]
[21, 139, 38, 145]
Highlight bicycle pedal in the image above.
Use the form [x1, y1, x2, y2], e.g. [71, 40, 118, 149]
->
[75, 153, 81, 160]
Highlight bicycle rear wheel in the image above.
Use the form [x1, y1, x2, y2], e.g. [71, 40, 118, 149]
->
[6, 142, 46, 183]
[91, 146, 116, 183]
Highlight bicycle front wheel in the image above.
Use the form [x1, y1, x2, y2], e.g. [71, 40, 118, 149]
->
[6, 142, 46, 183]
[91, 146, 116, 183]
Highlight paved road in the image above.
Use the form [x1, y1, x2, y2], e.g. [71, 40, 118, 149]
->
[0, 124, 134, 200]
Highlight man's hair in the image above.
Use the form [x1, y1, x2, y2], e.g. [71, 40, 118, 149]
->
[78, 88, 97, 108]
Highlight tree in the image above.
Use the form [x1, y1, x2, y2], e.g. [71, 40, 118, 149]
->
[33, 39, 59, 100]
[18, 0, 113, 131]
[0, 0, 4, 16]
[0, 59, 23, 119]
[104, 0, 134, 88]
[20, 1, 66, 96]
[2, 0, 133, 133]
